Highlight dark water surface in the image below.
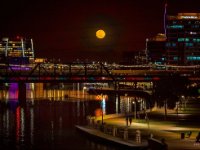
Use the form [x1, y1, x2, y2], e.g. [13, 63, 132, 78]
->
[0, 99, 122, 150]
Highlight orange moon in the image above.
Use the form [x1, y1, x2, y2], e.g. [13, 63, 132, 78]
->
[96, 29, 106, 39]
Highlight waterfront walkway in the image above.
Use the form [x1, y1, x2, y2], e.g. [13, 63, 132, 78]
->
[76, 125, 148, 149]
[77, 111, 200, 150]
[102, 117, 200, 150]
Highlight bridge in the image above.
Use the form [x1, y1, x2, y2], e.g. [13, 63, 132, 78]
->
[0, 62, 199, 83]
[0, 62, 199, 104]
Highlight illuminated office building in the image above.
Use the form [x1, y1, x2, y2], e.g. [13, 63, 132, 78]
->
[0, 37, 35, 64]
[166, 13, 200, 65]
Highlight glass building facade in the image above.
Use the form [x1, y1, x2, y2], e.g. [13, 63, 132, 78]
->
[166, 13, 200, 65]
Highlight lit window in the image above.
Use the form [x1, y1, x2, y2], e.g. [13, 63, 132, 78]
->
[185, 43, 193, 47]
[173, 56, 179, 60]
[178, 38, 184, 42]
[190, 32, 197, 35]
[193, 38, 200, 42]
[172, 21, 177, 24]
[167, 25, 184, 29]
[185, 38, 189, 42]
[192, 25, 199, 28]
[161, 57, 165, 61]
[166, 42, 171, 47]
[172, 43, 176, 47]
[187, 56, 200, 61]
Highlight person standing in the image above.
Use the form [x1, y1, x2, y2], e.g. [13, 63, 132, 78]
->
[129, 116, 132, 126]
[126, 115, 129, 126]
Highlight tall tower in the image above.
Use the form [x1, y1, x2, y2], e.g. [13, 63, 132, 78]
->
[164, 0, 168, 36]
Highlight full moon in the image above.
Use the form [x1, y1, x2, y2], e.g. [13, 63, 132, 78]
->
[96, 29, 106, 39]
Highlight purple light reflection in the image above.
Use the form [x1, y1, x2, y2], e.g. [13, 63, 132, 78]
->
[9, 65, 31, 71]
[8, 83, 18, 99]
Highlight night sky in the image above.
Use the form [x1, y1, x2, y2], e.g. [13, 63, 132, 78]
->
[0, 0, 200, 62]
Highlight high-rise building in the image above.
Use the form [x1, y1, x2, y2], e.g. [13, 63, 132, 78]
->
[147, 33, 166, 64]
[166, 13, 200, 65]
[0, 37, 35, 64]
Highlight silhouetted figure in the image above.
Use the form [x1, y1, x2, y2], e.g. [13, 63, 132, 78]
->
[126, 116, 128, 126]
[129, 117, 132, 125]
[196, 132, 200, 143]
[64, 94, 69, 99]
[186, 131, 192, 138]
[145, 111, 148, 122]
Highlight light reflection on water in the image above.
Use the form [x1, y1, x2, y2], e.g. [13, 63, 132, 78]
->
[0, 100, 122, 150]
[0, 83, 97, 101]
[0, 84, 121, 150]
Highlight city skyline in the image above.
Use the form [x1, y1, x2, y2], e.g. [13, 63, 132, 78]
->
[0, 0, 200, 62]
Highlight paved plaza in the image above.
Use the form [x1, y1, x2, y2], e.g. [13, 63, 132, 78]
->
[90, 110, 200, 150]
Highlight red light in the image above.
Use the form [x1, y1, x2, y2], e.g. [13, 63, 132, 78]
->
[16, 107, 20, 142]
[16, 36, 20, 40]
[153, 77, 160, 81]
[95, 108, 103, 117]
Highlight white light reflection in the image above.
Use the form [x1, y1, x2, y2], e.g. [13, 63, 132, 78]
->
[102, 95, 106, 115]
[30, 107, 34, 145]
[77, 101, 80, 117]
[115, 94, 119, 114]
[20, 107, 25, 142]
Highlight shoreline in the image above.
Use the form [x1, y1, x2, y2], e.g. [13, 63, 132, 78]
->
[80, 113, 200, 150]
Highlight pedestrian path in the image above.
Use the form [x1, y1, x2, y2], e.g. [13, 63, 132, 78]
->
[102, 116, 200, 150]
[79, 111, 200, 150]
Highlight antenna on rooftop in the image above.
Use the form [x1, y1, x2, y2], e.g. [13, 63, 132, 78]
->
[164, 0, 168, 36]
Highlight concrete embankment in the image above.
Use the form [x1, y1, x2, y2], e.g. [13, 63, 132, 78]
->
[77, 112, 200, 150]
[75, 125, 148, 150]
